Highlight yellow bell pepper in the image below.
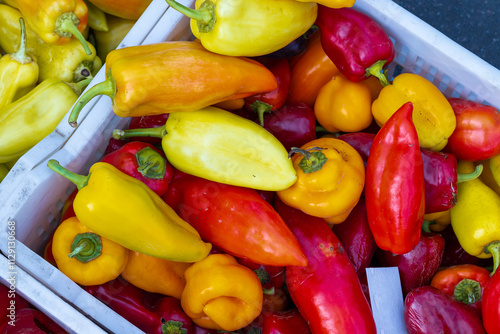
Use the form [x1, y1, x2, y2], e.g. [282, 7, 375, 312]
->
[121, 251, 192, 299]
[277, 137, 365, 224]
[165, 0, 317, 57]
[422, 210, 451, 233]
[372, 73, 456, 151]
[294, 0, 355, 8]
[181, 254, 263, 331]
[451, 160, 500, 275]
[47, 160, 212, 262]
[52, 216, 129, 286]
[314, 74, 373, 133]
[0, 17, 38, 110]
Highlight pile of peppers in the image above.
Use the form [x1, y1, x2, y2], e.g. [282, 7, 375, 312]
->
[2, 0, 500, 333]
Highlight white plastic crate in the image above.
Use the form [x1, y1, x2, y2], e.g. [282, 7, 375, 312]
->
[1, 0, 499, 333]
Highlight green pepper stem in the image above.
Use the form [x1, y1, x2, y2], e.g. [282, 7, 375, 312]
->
[485, 241, 500, 276]
[65, 77, 92, 96]
[289, 146, 328, 174]
[366, 60, 390, 87]
[112, 126, 167, 140]
[453, 278, 482, 305]
[47, 159, 89, 190]
[251, 100, 272, 127]
[68, 75, 116, 128]
[135, 147, 167, 179]
[421, 220, 434, 233]
[11, 18, 32, 64]
[68, 232, 102, 263]
[457, 164, 483, 183]
[56, 12, 92, 55]
[164, 0, 215, 33]
[161, 319, 188, 334]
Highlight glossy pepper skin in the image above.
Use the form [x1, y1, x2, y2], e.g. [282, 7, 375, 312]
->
[47, 160, 212, 262]
[482, 270, 500, 333]
[113, 107, 297, 192]
[165, 0, 317, 57]
[0, 78, 90, 163]
[0, 5, 101, 83]
[365, 102, 425, 254]
[68, 40, 277, 127]
[404, 286, 486, 334]
[0, 18, 38, 110]
[275, 198, 377, 334]
[277, 137, 365, 224]
[431, 264, 490, 311]
[451, 160, 500, 274]
[315, 6, 394, 85]
[372, 73, 457, 151]
[52, 216, 129, 286]
[261, 309, 311, 334]
[100, 141, 173, 197]
[88, 0, 151, 19]
[443, 98, 500, 161]
[163, 173, 307, 267]
[181, 254, 263, 331]
[86, 277, 194, 334]
[3, 0, 92, 55]
[121, 251, 192, 300]
[376, 233, 445, 295]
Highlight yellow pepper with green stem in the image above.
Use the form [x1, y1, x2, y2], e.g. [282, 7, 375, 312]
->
[47, 160, 212, 262]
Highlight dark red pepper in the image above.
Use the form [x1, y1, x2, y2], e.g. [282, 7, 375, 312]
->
[376, 232, 445, 295]
[275, 198, 376, 334]
[85, 277, 193, 334]
[404, 286, 486, 334]
[331, 196, 376, 277]
[482, 269, 500, 333]
[315, 6, 394, 85]
[3, 308, 66, 334]
[261, 309, 311, 334]
[365, 102, 425, 254]
[444, 98, 500, 161]
[1, 283, 31, 332]
[336, 132, 375, 165]
[100, 141, 173, 196]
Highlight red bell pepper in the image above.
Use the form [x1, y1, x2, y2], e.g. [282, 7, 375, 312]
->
[430, 264, 490, 312]
[315, 6, 394, 86]
[365, 102, 425, 254]
[482, 270, 500, 333]
[244, 58, 291, 126]
[100, 141, 174, 196]
[85, 277, 193, 334]
[162, 173, 307, 267]
[331, 196, 376, 277]
[275, 198, 376, 334]
[376, 233, 445, 295]
[444, 98, 500, 161]
[404, 286, 486, 334]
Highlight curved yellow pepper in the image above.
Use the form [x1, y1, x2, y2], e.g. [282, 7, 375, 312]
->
[451, 161, 500, 274]
[165, 0, 317, 57]
[181, 254, 263, 331]
[422, 210, 451, 232]
[277, 138, 365, 224]
[121, 251, 192, 299]
[372, 73, 456, 151]
[47, 160, 212, 262]
[52, 216, 129, 286]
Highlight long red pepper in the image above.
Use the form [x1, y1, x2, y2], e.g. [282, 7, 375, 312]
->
[365, 102, 425, 254]
[275, 198, 376, 334]
[482, 270, 500, 333]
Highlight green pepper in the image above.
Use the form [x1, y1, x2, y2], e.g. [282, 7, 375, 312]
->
[0, 77, 91, 164]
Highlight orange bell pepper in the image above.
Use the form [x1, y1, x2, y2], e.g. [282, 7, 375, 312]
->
[87, 0, 152, 19]
[121, 251, 192, 300]
[277, 137, 365, 224]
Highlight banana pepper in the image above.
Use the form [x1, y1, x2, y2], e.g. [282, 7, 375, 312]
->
[47, 160, 212, 262]
[277, 137, 365, 224]
[0, 17, 38, 110]
[451, 160, 500, 275]
[113, 107, 297, 191]
[2, 0, 92, 55]
[52, 216, 129, 286]
[372, 73, 457, 151]
[68, 40, 277, 127]
[0, 5, 101, 83]
[165, 0, 317, 57]
[181, 254, 263, 331]
[83, 0, 108, 32]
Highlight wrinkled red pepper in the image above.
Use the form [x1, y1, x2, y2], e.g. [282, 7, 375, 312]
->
[482, 270, 500, 333]
[100, 141, 174, 196]
[365, 102, 425, 254]
[315, 6, 394, 86]
[275, 198, 376, 334]
[85, 277, 193, 334]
